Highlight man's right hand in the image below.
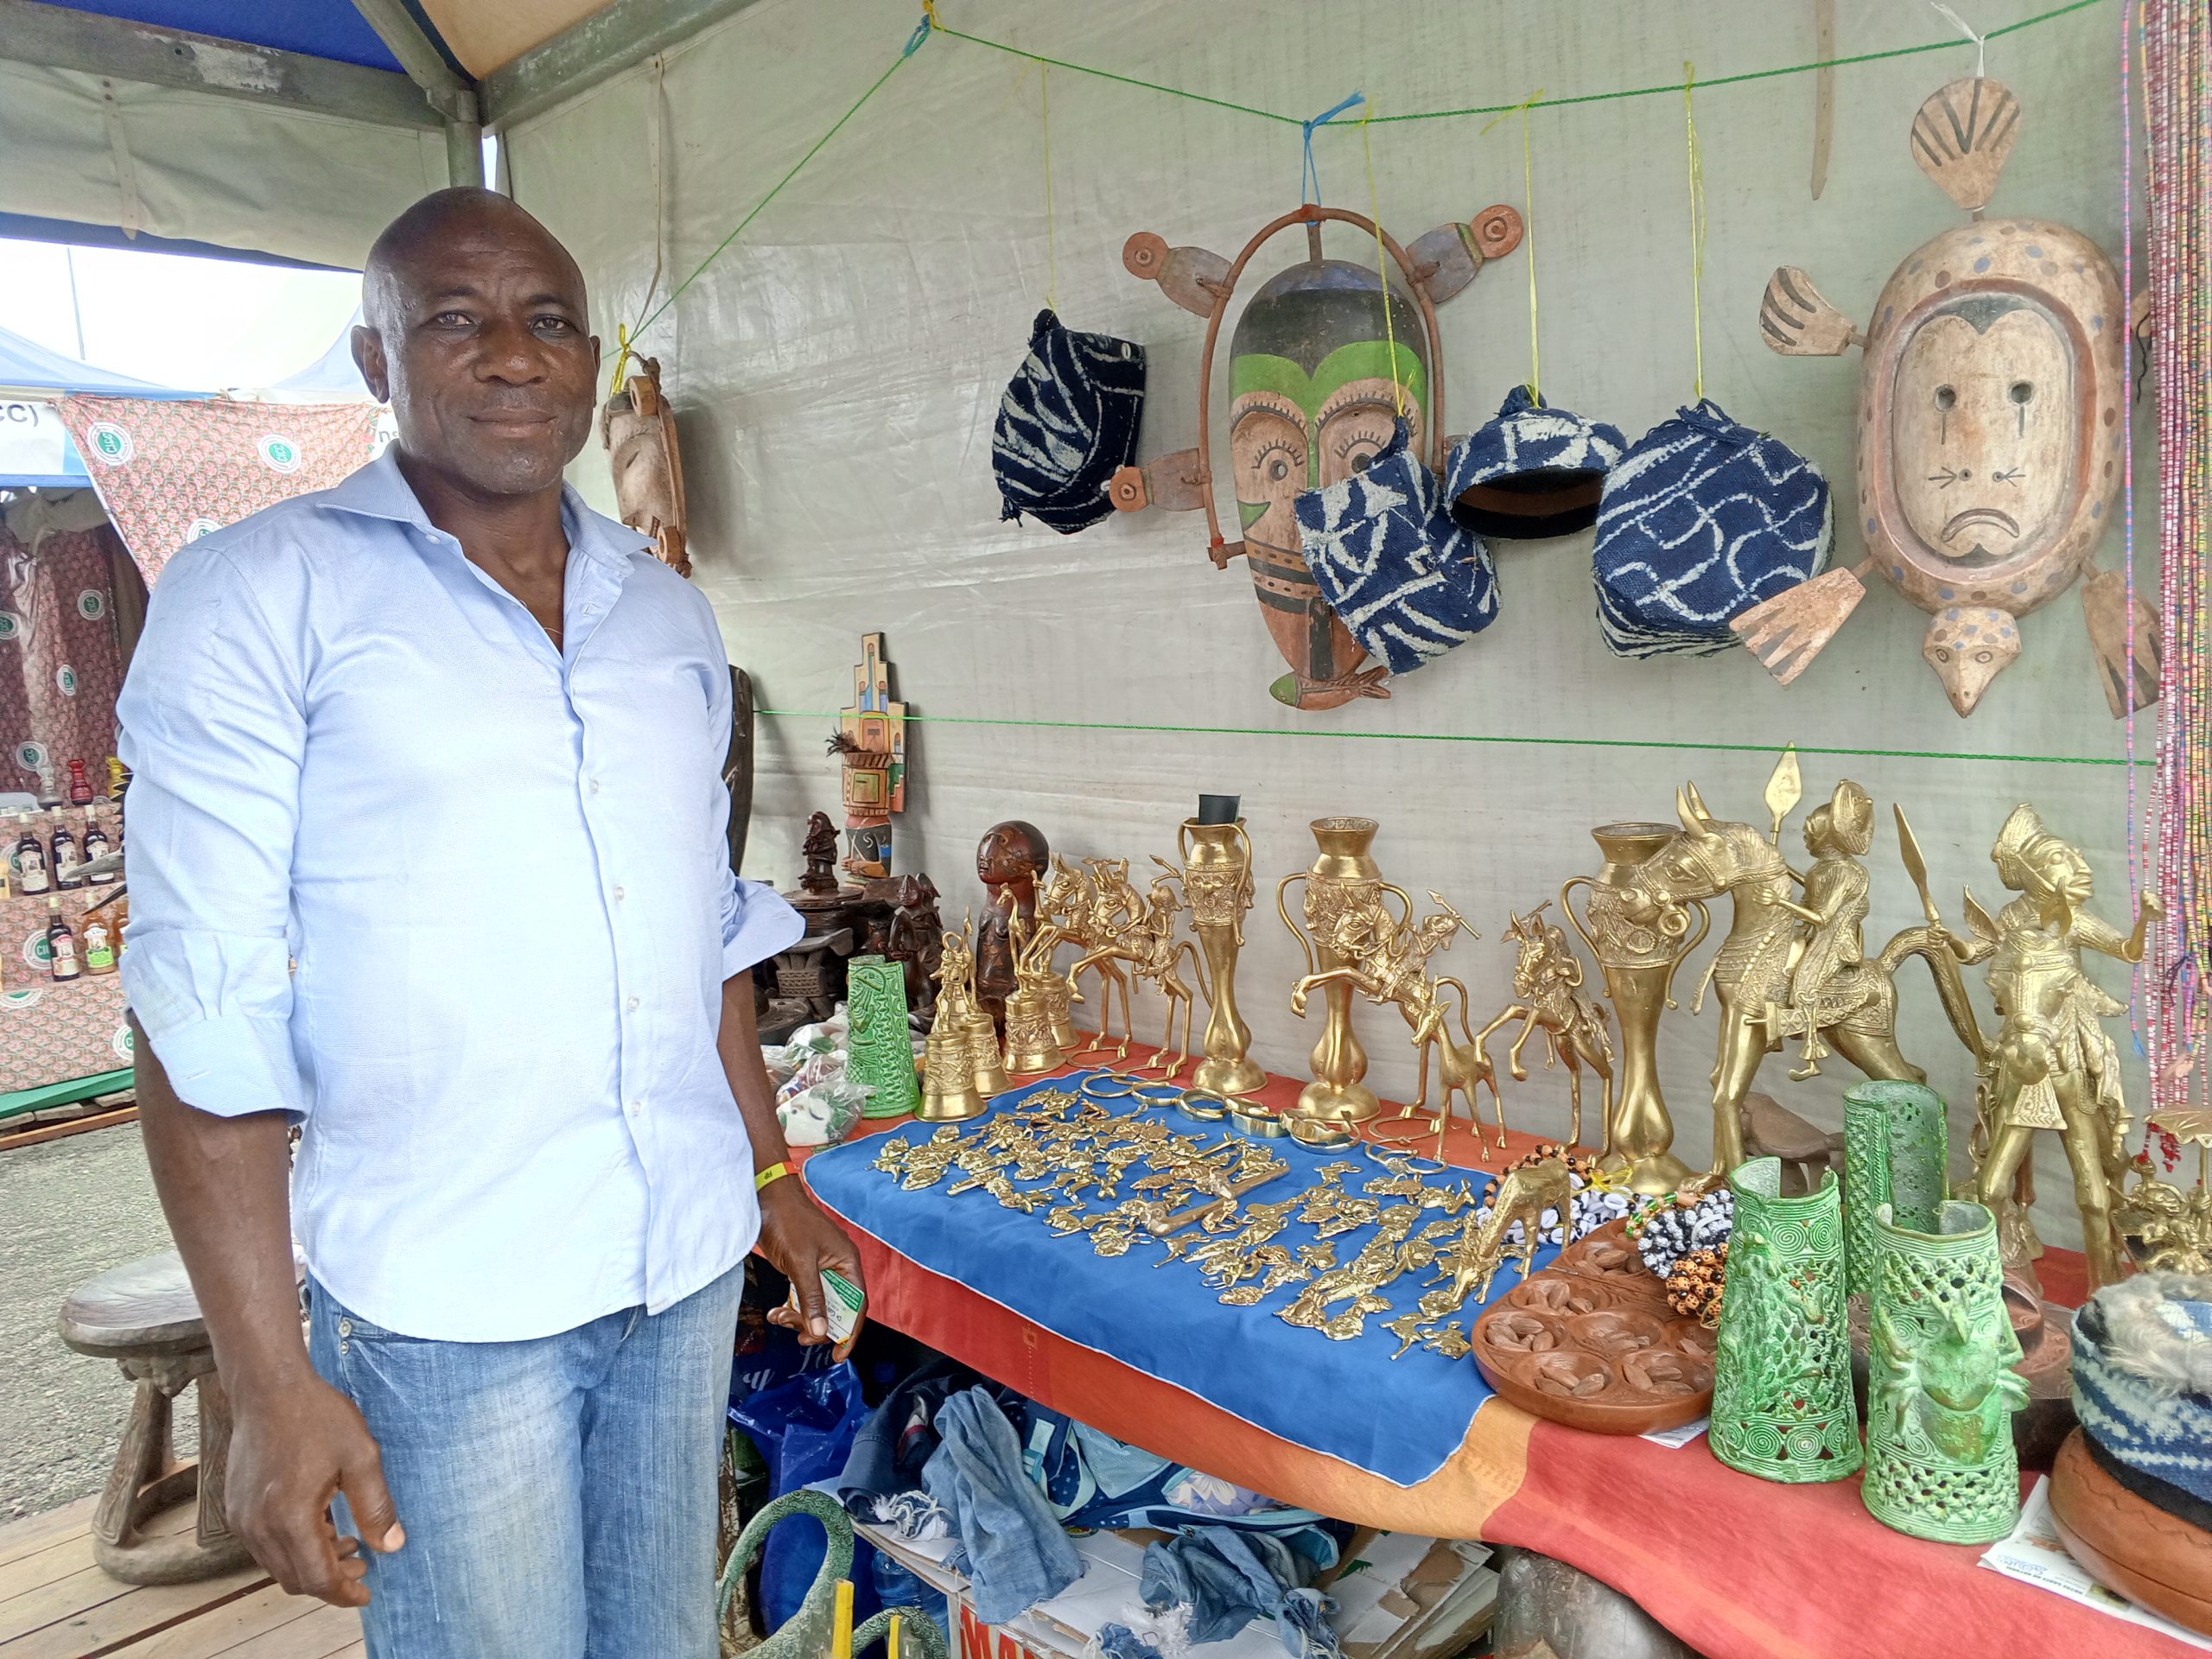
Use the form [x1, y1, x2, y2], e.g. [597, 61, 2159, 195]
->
[226, 1374, 405, 1606]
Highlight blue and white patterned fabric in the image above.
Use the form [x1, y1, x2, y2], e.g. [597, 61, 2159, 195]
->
[1591, 399, 1832, 658]
[1294, 420, 1498, 677]
[992, 308, 1147, 535]
[2072, 1272, 2212, 1514]
[1446, 385, 1626, 539]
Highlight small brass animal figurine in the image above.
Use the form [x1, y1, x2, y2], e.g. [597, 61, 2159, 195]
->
[1474, 903, 1615, 1150]
[1423, 1156, 1576, 1316]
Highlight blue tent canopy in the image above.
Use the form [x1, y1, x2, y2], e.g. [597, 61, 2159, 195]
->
[0, 321, 194, 489]
[269, 308, 372, 400]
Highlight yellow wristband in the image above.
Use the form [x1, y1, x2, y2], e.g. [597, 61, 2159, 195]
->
[754, 1160, 794, 1194]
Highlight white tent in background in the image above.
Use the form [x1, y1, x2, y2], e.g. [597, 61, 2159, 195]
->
[262, 308, 373, 403]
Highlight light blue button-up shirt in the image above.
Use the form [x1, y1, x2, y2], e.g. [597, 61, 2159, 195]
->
[118, 448, 803, 1342]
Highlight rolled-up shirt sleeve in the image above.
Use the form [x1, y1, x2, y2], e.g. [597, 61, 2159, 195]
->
[118, 543, 309, 1120]
[699, 633, 803, 980]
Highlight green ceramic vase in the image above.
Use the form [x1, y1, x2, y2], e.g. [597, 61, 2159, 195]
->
[1842, 1079, 1948, 1298]
[1862, 1198, 2027, 1542]
[846, 954, 922, 1118]
[1709, 1156, 1862, 1482]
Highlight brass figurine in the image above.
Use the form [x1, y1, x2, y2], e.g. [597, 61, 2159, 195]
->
[1002, 915, 1071, 1076]
[1560, 825, 1710, 1192]
[1967, 804, 2156, 1292]
[1288, 887, 1495, 1156]
[1173, 816, 1267, 1098]
[1473, 904, 1615, 1151]
[1039, 855, 1140, 1058]
[919, 918, 988, 1121]
[2117, 1111, 2212, 1275]
[1421, 1155, 1575, 1317]
[1066, 864, 1211, 1080]
[1278, 818, 1408, 1138]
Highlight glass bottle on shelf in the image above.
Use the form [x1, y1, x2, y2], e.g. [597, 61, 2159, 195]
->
[81, 815, 112, 884]
[16, 817, 50, 895]
[66, 759, 94, 806]
[46, 898, 79, 982]
[50, 820, 79, 890]
[81, 909, 116, 975]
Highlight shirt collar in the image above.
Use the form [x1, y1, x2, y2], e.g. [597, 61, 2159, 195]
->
[319, 444, 653, 575]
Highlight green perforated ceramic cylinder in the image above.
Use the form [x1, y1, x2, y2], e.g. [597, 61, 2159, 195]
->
[1842, 1080, 1948, 1298]
[1709, 1157, 1862, 1483]
[845, 954, 921, 1118]
[1862, 1198, 2025, 1542]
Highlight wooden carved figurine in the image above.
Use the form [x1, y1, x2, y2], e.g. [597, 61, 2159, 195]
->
[830, 633, 906, 878]
[599, 357, 690, 576]
[1967, 804, 2156, 1291]
[1114, 203, 1521, 709]
[1745, 79, 2155, 716]
[885, 873, 944, 1023]
[976, 821, 1051, 1031]
[798, 811, 841, 897]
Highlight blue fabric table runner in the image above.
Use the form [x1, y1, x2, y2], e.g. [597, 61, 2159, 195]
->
[805, 1071, 1553, 1487]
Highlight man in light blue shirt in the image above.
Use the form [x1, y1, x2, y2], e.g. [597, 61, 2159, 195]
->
[123, 188, 866, 1659]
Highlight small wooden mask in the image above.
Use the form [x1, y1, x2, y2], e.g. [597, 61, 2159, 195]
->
[599, 356, 691, 578]
[1744, 79, 2156, 717]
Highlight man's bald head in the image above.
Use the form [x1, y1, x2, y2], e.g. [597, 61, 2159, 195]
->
[353, 188, 599, 501]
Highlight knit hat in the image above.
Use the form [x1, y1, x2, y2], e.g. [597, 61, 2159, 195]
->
[2070, 1272, 2212, 1524]
[1446, 385, 1627, 538]
[992, 308, 1147, 534]
[1294, 419, 1498, 677]
[1592, 400, 1833, 657]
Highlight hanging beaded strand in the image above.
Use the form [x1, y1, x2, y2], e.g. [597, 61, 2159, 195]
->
[2147, 0, 2212, 1116]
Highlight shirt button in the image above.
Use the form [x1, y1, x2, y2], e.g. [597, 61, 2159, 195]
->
[628, 1100, 643, 1117]
[626, 995, 639, 1012]
[588, 779, 601, 794]
[613, 886, 626, 902]
[338, 1317, 353, 1337]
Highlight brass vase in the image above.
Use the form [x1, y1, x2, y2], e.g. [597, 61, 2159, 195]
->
[1278, 817, 1408, 1134]
[1177, 818, 1266, 1098]
[1560, 823, 1708, 1194]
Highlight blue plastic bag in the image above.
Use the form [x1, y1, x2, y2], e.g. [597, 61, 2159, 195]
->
[729, 1360, 883, 1631]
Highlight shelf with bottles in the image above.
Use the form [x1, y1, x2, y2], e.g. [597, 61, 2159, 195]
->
[5, 799, 122, 903]
[0, 884, 124, 993]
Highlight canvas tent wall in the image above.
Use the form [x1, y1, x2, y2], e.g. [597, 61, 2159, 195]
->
[0, 321, 180, 488]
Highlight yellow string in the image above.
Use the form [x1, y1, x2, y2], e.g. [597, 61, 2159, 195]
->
[1483, 90, 1545, 404]
[1359, 108, 1405, 421]
[1683, 61, 1707, 403]
[1041, 62, 1057, 312]
[921, 0, 941, 24]
[609, 322, 635, 397]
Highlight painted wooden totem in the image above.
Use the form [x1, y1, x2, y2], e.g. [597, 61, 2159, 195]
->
[1744, 79, 2157, 718]
[1112, 205, 1522, 709]
[599, 357, 691, 577]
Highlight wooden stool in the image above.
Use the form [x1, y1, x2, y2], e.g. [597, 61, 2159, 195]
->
[58, 1250, 267, 1585]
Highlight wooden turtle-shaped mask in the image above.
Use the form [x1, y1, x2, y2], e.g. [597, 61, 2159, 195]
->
[600, 356, 692, 578]
[1110, 204, 1522, 710]
[1743, 79, 2157, 718]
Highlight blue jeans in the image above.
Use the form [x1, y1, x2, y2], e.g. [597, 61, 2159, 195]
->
[307, 1266, 746, 1659]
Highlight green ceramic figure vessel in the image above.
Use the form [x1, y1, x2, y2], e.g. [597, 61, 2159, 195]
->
[1710, 1156, 1863, 1482]
[846, 953, 922, 1118]
[1842, 1079, 1948, 1297]
[1862, 1198, 2027, 1542]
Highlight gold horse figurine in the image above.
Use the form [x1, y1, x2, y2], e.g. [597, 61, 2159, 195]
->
[1065, 868, 1211, 1080]
[1039, 855, 1138, 1058]
[1474, 904, 1615, 1152]
[1289, 891, 1498, 1155]
[1621, 777, 1982, 1176]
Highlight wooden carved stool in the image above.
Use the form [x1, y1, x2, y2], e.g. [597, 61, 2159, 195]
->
[58, 1250, 263, 1585]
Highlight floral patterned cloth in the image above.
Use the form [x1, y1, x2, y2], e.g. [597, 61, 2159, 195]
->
[0, 522, 127, 797]
[55, 395, 382, 588]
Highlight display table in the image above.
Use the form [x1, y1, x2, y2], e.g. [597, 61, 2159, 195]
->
[799, 1049, 2187, 1659]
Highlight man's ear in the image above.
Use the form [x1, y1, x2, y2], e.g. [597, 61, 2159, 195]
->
[353, 326, 391, 404]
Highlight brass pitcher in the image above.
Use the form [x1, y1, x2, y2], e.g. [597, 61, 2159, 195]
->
[1176, 817, 1266, 1098]
[1560, 823, 1708, 1193]
[1278, 817, 1409, 1134]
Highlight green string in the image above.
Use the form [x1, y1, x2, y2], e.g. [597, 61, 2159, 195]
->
[944, 0, 2101, 126]
[625, 0, 2103, 342]
[753, 709, 2147, 770]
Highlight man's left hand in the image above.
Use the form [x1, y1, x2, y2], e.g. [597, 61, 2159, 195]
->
[756, 1176, 868, 1358]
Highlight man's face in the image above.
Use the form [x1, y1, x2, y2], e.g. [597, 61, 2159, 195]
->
[354, 214, 599, 498]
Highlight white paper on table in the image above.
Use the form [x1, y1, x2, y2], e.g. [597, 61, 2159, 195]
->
[1978, 1476, 2212, 1651]
[1640, 1416, 1709, 1448]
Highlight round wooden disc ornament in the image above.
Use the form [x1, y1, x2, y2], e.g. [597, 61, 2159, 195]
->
[1743, 79, 2156, 719]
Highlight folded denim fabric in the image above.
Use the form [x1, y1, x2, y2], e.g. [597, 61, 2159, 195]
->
[839, 1357, 995, 1510]
[922, 1387, 1083, 1623]
[993, 308, 1147, 535]
[1446, 385, 1626, 539]
[1139, 1525, 1342, 1658]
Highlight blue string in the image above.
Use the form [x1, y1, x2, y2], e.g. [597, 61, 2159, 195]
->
[1300, 91, 1366, 203]
[903, 11, 932, 55]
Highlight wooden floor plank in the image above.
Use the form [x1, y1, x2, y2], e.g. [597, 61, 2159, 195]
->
[94, 1584, 327, 1659]
[0, 1504, 199, 1605]
[214, 1603, 360, 1658]
[0, 1507, 92, 1573]
[0, 1564, 268, 1659]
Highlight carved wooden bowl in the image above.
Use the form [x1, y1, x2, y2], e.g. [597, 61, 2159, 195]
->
[1471, 1221, 1715, 1434]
